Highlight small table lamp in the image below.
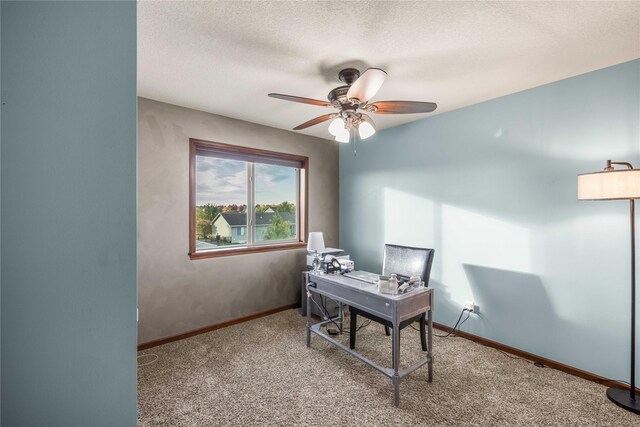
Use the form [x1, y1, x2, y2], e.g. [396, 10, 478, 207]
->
[307, 232, 325, 273]
[578, 160, 640, 414]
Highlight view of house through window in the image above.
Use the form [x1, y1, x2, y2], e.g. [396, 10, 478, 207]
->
[195, 156, 248, 251]
[254, 163, 297, 242]
[191, 140, 306, 256]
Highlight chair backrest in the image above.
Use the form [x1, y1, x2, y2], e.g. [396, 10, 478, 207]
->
[382, 244, 435, 286]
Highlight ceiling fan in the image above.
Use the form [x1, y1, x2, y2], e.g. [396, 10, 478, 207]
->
[268, 68, 437, 142]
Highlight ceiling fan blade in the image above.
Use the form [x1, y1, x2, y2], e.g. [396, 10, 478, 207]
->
[346, 68, 387, 103]
[366, 101, 437, 114]
[268, 93, 334, 108]
[293, 113, 338, 130]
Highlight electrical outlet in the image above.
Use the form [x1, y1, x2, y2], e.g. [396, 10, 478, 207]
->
[464, 301, 479, 314]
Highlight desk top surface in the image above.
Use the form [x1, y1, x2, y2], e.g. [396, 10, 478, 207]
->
[309, 271, 431, 301]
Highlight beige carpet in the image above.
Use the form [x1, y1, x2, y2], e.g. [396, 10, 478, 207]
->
[138, 309, 638, 426]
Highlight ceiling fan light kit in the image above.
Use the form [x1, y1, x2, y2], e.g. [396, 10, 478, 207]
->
[268, 67, 438, 144]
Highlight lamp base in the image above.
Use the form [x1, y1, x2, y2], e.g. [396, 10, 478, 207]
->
[607, 387, 640, 414]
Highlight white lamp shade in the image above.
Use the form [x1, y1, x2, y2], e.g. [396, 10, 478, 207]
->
[328, 118, 345, 136]
[346, 68, 387, 103]
[307, 232, 325, 252]
[334, 128, 350, 143]
[578, 169, 640, 200]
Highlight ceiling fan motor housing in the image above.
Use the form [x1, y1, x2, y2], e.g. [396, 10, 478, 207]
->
[328, 86, 351, 105]
[338, 68, 360, 85]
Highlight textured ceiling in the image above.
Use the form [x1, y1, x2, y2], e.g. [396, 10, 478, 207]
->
[138, 1, 640, 140]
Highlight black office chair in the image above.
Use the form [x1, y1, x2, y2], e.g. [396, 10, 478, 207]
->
[349, 244, 435, 352]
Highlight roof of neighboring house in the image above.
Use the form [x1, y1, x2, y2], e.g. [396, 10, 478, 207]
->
[256, 211, 294, 225]
[213, 212, 247, 226]
[212, 211, 295, 226]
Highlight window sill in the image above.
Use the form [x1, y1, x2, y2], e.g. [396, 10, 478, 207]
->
[189, 242, 307, 260]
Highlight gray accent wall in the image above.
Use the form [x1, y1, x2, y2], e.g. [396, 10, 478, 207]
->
[1, 1, 137, 426]
[340, 60, 640, 383]
[137, 98, 339, 344]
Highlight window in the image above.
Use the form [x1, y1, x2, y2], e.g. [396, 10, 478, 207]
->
[189, 139, 308, 259]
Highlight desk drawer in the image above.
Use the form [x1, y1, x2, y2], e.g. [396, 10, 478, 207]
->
[397, 289, 432, 322]
[349, 292, 392, 321]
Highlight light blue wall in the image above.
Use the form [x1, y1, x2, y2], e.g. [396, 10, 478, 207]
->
[1, 2, 137, 426]
[1, 3, 3, 421]
[340, 60, 640, 383]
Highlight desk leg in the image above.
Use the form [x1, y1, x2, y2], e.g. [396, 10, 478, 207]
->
[306, 288, 312, 348]
[338, 302, 344, 335]
[427, 309, 433, 383]
[392, 322, 400, 407]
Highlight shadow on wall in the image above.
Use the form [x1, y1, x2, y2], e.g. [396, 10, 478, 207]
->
[463, 264, 555, 353]
[428, 279, 460, 324]
[462, 263, 629, 379]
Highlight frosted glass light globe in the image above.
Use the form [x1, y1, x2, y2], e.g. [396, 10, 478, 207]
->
[334, 128, 350, 143]
[358, 120, 376, 139]
[328, 118, 345, 136]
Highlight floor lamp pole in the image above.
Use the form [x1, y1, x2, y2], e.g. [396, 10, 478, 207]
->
[629, 199, 636, 400]
[630, 198, 636, 401]
[606, 198, 639, 413]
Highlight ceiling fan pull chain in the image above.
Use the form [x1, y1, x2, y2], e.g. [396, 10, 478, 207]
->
[353, 127, 357, 157]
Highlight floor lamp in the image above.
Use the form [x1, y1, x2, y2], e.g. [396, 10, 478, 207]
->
[578, 160, 640, 414]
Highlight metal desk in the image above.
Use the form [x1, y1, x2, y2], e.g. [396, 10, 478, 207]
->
[305, 272, 434, 407]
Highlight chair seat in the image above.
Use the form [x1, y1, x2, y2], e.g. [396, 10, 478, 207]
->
[349, 306, 427, 352]
[349, 306, 422, 331]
